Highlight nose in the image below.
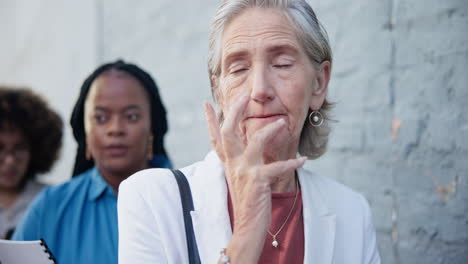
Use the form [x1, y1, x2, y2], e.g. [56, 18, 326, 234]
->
[250, 64, 275, 103]
[107, 116, 125, 137]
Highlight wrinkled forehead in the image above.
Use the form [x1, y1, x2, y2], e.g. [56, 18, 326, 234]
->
[222, 8, 298, 51]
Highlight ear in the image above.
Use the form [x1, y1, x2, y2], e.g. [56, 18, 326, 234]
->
[310, 60, 331, 110]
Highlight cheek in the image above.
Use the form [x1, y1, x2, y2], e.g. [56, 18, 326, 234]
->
[219, 75, 248, 106]
[85, 128, 105, 154]
[129, 121, 151, 144]
[17, 154, 31, 175]
[278, 80, 313, 133]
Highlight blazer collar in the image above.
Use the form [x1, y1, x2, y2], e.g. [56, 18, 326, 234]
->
[299, 168, 336, 264]
[188, 152, 336, 264]
[187, 151, 232, 263]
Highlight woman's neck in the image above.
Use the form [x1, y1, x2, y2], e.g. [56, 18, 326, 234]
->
[0, 186, 22, 208]
[98, 164, 149, 194]
[264, 145, 300, 193]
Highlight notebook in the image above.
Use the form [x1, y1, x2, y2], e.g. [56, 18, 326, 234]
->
[0, 239, 56, 264]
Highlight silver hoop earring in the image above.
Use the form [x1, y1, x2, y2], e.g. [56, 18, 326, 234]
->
[308, 110, 323, 127]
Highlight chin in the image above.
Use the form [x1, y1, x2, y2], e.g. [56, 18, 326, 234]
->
[245, 123, 298, 161]
[102, 159, 134, 174]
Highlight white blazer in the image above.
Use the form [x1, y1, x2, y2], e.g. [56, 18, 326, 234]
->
[118, 151, 381, 264]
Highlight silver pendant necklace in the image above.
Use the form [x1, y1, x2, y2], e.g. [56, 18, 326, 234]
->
[268, 178, 299, 248]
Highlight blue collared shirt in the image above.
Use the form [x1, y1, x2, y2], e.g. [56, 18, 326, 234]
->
[12, 156, 171, 264]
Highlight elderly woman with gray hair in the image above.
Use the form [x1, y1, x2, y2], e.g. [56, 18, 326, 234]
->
[118, 0, 380, 263]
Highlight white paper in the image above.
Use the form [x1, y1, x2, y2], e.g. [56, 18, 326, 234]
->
[0, 239, 55, 264]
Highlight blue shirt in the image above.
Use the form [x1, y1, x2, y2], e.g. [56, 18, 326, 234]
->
[12, 156, 172, 264]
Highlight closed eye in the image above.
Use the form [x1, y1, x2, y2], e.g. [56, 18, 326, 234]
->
[231, 68, 248, 74]
[273, 64, 292, 69]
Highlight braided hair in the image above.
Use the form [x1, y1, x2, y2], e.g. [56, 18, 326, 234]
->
[70, 60, 169, 177]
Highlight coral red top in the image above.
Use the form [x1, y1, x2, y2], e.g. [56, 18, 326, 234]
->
[227, 188, 305, 264]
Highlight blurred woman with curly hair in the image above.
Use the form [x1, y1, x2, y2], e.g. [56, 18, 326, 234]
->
[0, 86, 63, 239]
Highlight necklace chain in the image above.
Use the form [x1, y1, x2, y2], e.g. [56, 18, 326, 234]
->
[267, 178, 299, 247]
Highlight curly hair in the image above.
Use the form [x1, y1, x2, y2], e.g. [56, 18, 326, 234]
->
[0, 86, 63, 180]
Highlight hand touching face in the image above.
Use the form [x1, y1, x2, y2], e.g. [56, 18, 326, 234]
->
[214, 8, 328, 162]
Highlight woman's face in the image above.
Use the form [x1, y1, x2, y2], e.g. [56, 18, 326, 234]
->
[84, 70, 152, 177]
[0, 128, 30, 191]
[216, 8, 329, 161]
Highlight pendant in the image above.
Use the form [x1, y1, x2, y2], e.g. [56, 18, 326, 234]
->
[272, 238, 279, 248]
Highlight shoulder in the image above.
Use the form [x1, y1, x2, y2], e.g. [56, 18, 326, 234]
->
[27, 180, 47, 192]
[299, 168, 371, 217]
[44, 171, 93, 197]
[120, 168, 174, 191]
[119, 158, 200, 192]
[119, 162, 201, 200]
[21, 180, 47, 200]
[31, 170, 94, 210]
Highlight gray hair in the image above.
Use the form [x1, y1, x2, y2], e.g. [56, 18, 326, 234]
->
[208, 0, 333, 159]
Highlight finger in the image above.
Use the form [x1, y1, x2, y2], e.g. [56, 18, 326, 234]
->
[261, 157, 307, 184]
[204, 102, 225, 161]
[244, 118, 286, 162]
[221, 95, 249, 156]
[222, 94, 249, 134]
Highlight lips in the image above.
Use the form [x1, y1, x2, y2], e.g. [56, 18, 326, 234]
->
[246, 113, 286, 121]
[104, 144, 129, 156]
[244, 113, 287, 129]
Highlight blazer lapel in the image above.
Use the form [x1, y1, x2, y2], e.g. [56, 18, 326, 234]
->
[187, 151, 232, 263]
[299, 168, 336, 264]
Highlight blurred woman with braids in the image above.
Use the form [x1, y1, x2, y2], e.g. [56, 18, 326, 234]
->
[0, 86, 63, 239]
[13, 60, 172, 264]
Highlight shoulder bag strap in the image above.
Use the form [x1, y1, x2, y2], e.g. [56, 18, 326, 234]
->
[171, 169, 201, 264]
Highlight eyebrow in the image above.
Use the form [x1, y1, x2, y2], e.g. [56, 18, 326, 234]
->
[223, 50, 249, 69]
[266, 44, 300, 55]
[93, 105, 142, 112]
[122, 105, 141, 112]
[223, 43, 300, 66]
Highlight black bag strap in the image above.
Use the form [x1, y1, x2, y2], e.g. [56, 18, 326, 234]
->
[171, 169, 201, 264]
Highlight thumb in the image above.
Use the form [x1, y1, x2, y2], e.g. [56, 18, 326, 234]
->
[262, 157, 307, 184]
